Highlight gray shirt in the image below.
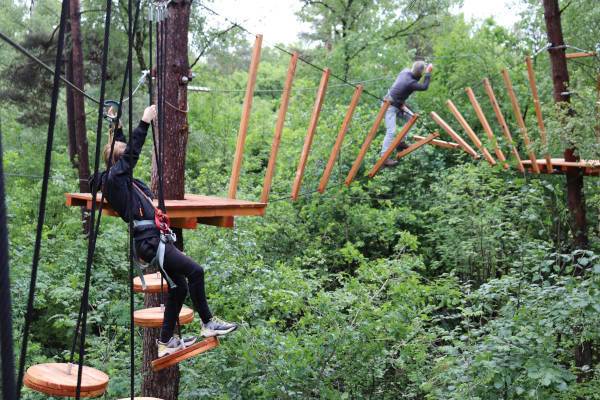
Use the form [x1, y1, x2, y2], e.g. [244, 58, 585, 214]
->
[386, 68, 431, 108]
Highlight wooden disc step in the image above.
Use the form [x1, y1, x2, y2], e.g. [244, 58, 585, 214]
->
[152, 336, 219, 372]
[23, 362, 108, 397]
[133, 306, 194, 327]
[117, 397, 164, 400]
[133, 273, 169, 293]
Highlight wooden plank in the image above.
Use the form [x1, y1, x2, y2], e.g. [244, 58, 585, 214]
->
[566, 51, 596, 59]
[412, 135, 460, 150]
[23, 363, 108, 398]
[482, 78, 525, 172]
[429, 111, 479, 158]
[345, 99, 391, 186]
[446, 99, 496, 165]
[318, 85, 363, 193]
[465, 87, 508, 169]
[152, 337, 219, 372]
[197, 216, 234, 228]
[368, 114, 419, 178]
[521, 158, 600, 168]
[133, 273, 169, 293]
[525, 56, 553, 173]
[228, 34, 263, 199]
[291, 68, 330, 200]
[170, 218, 197, 230]
[501, 68, 540, 173]
[395, 131, 440, 159]
[133, 306, 194, 328]
[261, 52, 298, 203]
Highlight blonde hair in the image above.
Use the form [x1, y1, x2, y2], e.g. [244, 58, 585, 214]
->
[103, 128, 127, 167]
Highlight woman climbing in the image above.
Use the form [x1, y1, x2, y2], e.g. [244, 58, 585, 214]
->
[90, 105, 237, 357]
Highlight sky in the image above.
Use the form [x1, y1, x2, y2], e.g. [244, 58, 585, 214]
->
[204, 0, 526, 45]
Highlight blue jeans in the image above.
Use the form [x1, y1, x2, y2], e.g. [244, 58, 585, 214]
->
[381, 104, 413, 156]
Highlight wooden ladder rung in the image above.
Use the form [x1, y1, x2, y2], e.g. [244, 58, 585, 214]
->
[152, 337, 220, 371]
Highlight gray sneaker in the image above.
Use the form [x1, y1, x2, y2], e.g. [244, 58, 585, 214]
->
[201, 317, 237, 337]
[174, 333, 197, 347]
[157, 337, 183, 357]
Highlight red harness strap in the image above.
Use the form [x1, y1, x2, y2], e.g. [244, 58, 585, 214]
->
[132, 182, 170, 232]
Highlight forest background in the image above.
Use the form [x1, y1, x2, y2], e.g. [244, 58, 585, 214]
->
[2, 0, 600, 398]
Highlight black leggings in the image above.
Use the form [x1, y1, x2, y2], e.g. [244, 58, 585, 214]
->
[136, 236, 212, 342]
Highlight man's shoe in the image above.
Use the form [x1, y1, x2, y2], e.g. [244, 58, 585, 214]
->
[201, 317, 237, 337]
[396, 142, 409, 152]
[157, 337, 183, 358]
[174, 333, 197, 347]
[383, 158, 398, 167]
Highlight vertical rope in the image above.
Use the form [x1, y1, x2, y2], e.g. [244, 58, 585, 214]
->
[16, 1, 69, 398]
[127, 0, 135, 397]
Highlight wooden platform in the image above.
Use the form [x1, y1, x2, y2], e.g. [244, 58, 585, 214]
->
[64, 193, 267, 229]
[133, 306, 194, 327]
[134, 273, 169, 293]
[23, 363, 108, 397]
[521, 158, 600, 175]
[152, 336, 219, 372]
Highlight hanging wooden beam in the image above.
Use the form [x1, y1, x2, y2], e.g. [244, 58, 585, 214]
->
[228, 34, 263, 199]
[501, 68, 540, 174]
[368, 114, 419, 178]
[465, 87, 508, 169]
[430, 111, 479, 158]
[396, 131, 440, 160]
[345, 99, 391, 186]
[525, 56, 553, 173]
[261, 51, 299, 203]
[482, 78, 525, 172]
[318, 85, 363, 193]
[566, 51, 596, 59]
[412, 135, 460, 150]
[291, 68, 330, 200]
[446, 100, 496, 165]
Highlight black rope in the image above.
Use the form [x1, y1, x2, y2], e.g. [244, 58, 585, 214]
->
[0, 111, 17, 400]
[16, 0, 69, 398]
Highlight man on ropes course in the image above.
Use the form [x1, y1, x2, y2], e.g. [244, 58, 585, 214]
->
[90, 105, 237, 358]
[382, 61, 434, 167]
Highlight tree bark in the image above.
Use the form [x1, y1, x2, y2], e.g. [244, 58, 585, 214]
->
[542, 0, 591, 384]
[142, 1, 191, 398]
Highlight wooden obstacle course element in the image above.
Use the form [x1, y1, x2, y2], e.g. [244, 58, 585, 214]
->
[23, 363, 108, 397]
[501, 68, 540, 174]
[345, 99, 391, 186]
[319, 85, 363, 193]
[396, 131, 440, 160]
[229, 34, 263, 199]
[64, 193, 266, 229]
[133, 273, 169, 293]
[446, 99, 496, 165]
[262, 51, 299, 203]
[430, 111, 479, 158]
[483, 78, 525, 172]
[566, 51, 596, 59]
[152, 336, 220, 372]
[465, 87, 508, 169]
[118, 398, 163, 400]
[521, 158, 600, 175]
[368, 113, 419, 178]
[291, 68, 330, 200]
[526, 56, 553, 173]
[133, 306, 194, 327]
[412, 135, 460, 150]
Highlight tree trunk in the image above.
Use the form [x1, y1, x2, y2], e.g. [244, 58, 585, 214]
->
[542, 0, 591, 384]
[142, 1, 190, 398]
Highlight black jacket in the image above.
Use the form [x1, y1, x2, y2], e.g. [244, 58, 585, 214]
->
[89, 121, 159, 240]
[386, 68, 431, 108]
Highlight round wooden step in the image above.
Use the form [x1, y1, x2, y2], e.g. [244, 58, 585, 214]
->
[23, 362, 108, 397]
[133, 273, 169, 293]
[133, 306, 194, 327]
[117, 398, 164, 400]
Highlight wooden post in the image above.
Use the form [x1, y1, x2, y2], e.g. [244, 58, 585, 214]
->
[368, 114, 419, 178]
[465, 87, 508, 169]
[290, 68, 330, 200]
[396, 132, 440, 159]
[483, 78, 525, 172]
[566, 51, 595, 59]
[261, 51, 298, 203]
[430, 111, 479, 158]
[446, 99, 496, 165]
[412, 135, 460, 150]
[318, 85, 362, 193]
[228, 34, 262, 199]
[344, 99, 390, 186]
[526, 56, 553, 173]
[501, 68, 540, 173]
